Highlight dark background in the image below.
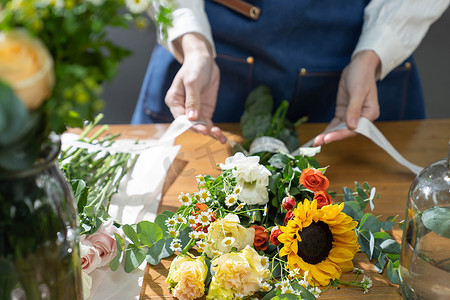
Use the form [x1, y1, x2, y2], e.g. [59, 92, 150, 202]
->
[100, 9, 450, 124]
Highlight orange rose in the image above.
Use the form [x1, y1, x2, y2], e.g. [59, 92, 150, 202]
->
[250, 225, 269, 251]
[299, 168, 329, 192]
[313, 191, 332, 208]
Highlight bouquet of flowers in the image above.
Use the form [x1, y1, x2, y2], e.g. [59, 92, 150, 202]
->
[156, 87, 402, 299]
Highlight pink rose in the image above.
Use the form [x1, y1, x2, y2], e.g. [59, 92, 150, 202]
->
[80, 237, 101, 274]
[85, 220, 118, 267]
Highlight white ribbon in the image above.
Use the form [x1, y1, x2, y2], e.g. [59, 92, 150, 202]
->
[251, 118, 423, 175]
[62, 115, 194, 155]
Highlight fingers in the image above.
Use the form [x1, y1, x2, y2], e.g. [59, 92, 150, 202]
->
[313, 129, 357, 146]
[190, 123, 227, 144]
[165, 73, 187, 119]
[184, 78, 201, 121]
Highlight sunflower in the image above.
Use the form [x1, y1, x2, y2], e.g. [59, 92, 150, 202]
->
[278, 199, 359, 286]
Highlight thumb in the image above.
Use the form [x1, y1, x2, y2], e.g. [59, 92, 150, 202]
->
[184, 80, 201, 121]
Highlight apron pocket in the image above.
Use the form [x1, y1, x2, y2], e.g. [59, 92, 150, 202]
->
[213, 53, 255, 122]
[289, 68, 341, 122]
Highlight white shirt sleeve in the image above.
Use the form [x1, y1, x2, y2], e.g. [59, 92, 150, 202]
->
[151, 0, 215, 63]
[352, 0, 449, 80]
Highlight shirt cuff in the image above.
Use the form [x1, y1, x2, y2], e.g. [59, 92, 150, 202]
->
[352, 23, 407, 80]
[163, 2, 215, 63]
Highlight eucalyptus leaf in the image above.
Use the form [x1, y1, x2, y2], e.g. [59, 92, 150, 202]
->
[360, 213, 381, 233]
[122, 224, 140, 245]
[421, 207, 450, 238]
[137, 221, 163, 247]
[145, 237, 174, 265]
[109, 251, 123, 271]
[343, 187, 354, 202]
[386, 259, 400, 284]
[342, 201, 364, 223]
[380, 220, 395, 231]
[380, 239, 401, 254]
[124, 245, 146, 273]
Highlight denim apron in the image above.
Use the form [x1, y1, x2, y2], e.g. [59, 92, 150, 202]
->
[132, 0, 425, 124]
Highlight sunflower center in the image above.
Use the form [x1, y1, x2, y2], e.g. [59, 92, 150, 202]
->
[297, 221, 333, 264]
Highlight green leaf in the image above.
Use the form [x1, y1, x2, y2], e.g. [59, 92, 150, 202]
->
[137, 221, 163, 247]
[421, 207, 450, 238]
[269, 154, 290, 169]
[272, 294, 302, 300]
[244, 85, 273, 111]
[109, 251, 123, 271]
[381, 220, 395, 231]
[380, 239, 401, 254]
[374, 253, 387, 273]
[146, 237, 175, 265]
[355, 195, 367, 210]
[290, 281, 317, 300]
[124, 244, 147, 273]
[373, 231, 392, 240]
[343, 187, 354, 202]
[241, 113, 272, 140]
[342, 201, 364, 223]
[114, 232, 125, 251]
[122, 224, 140, 245]
[386, 259, 400, 284]
[360, 213, 381, 233]
[71, 179, 88, 212]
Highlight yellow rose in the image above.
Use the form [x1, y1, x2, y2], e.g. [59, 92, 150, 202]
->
[0, 30, 54, 109]
[166, 255, 208, 300]
[209, 246, 270, 297]
[204, 214, 255, 258]
[205, 277, 234, 300]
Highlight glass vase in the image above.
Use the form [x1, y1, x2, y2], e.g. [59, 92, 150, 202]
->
[0, 135, 83, 300]
[399, 147, 450, 300]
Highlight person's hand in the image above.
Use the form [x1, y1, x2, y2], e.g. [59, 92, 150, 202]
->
[313, 50, 381, 146]
[165, 33, 226, 144]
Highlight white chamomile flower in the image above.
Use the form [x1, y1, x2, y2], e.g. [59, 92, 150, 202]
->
[196, 231, 207, 240]
[165, 217, 176, 227]
[251, 213, 257, 223]
[189, 231, 198, 239]
[167, 227, 178, 237]
[196, 174, 206, 185]
[178, 192, 192, 206]
[221, 236, 235, 248]
[212, 250, 221, 257]
[361, 276, 373, 293]
[353, 267, 364, 274]
[234, 202, 246, 211]
[188, 215, 197, 227]
[125, 0, 151, 14]
[288, 268, 300, 279]
[308, 286, 322, 297]
[198, 212, 211, 225]
[280, 279, 290, 290]
[260, 256, 269, 268]
[282, 286, 295, 294]
[170, 239, 182, 252]
[234, 292, 245, 300]
[263, 204, 268, 216]
[260, 282, 272, 292]
[225, 194, 238, 207]
[299, 279, 309, 288]
[196, 240, 207, 249]
[175, 215, 186, 224]
[198, 189, 211, 202]
[233, 186, 242, 195]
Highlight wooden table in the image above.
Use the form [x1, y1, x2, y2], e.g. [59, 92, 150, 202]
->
[108, 119, 449, 300]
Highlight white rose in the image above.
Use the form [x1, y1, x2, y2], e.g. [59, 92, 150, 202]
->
[220, 152, 271, 205]
[81, 270, 93, 300]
